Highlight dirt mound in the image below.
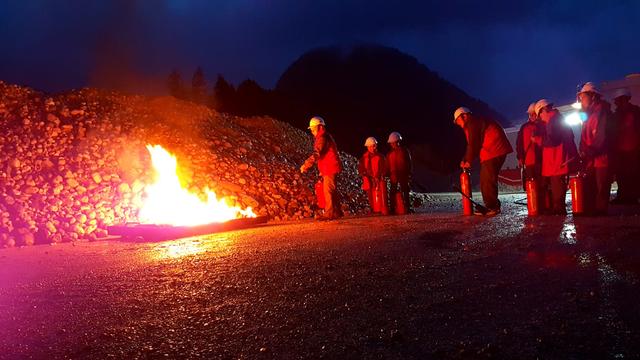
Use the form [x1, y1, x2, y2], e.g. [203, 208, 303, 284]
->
[0, 81, 367, 247]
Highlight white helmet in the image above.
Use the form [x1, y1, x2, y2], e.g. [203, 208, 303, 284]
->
[534, 99, 553, 116]
[387, 132, 402, 143]
[364, 137, 378, 147]
[453, 107, 472, 123]
[527, 102, 536, 115]
[308, 116, 326, 129]
[577, 82, 601, 96]
[613, 88, 632, 99]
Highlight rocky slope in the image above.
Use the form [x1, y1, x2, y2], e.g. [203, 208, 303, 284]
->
[0, 81, 368, 247]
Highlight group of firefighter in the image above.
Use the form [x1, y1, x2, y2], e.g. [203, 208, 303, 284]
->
[515, 82, 640, 216]
[300, 81, 640, 219]
[299, 116, 412, 220]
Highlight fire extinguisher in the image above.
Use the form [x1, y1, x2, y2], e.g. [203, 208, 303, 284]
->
[525, 178, 539, 216]
[570, 173, 585, 215]
[460, 169, 473, 216]
[315, 180, 325, 209]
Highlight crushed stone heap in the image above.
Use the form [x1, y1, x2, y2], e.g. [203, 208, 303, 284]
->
[0, 81, 368, 247]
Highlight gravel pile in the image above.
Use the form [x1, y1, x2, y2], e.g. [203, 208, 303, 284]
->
[0, 81, 368, 247]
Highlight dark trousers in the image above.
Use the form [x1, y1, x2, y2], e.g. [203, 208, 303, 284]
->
[480, 155, 506, 210]
[584, 167, 612, 214]
[323, 174, 343, 218]
[614, 150, 640, 202]
[541, 175, 567, 214]
[389, 179, 410, 214]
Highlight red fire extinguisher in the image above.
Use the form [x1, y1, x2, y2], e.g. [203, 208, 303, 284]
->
[525, 178, 539, 216]
[460, 169, 473, 216]
[315, 180, 325, 209]
[375, 179, 390, 215]
[570, 173, 585, 215]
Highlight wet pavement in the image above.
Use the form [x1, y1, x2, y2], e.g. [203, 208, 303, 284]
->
[1, 193, 640, 359]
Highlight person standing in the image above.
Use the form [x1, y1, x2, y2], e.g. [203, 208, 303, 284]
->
[454, 107, 513, 216]
[577, 82, 614, 215]
[610, 88, 640, 204]
[300, 116, 344, 220]
[534, 99, 578, 215]
[386, 132, 412, 214]
[358, 137, 388, 214]
[516, 102, 544, 190]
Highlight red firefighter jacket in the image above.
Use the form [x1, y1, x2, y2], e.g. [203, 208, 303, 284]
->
[541, 110, 578, 177]
[358, 151, 386, 179]
[580, 100, 613, 168]
[463, 115, 513, 163]
[613, 103, 640, 152]
[516, 120, 543, 167]
[303, 127, 342, 176]
[386, 145, 412, 183]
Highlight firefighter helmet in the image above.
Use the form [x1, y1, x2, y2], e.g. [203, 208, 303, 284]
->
[308, 116, 326, 129]
[364, 137, 378, 147]
[387, 132, 402, 143]
[527, 102, 536, 115]
[577, 82, 601, 96]
[613, 88, 631, 99]
[453, 107, 472, 123]
[534, 99, 553, 116]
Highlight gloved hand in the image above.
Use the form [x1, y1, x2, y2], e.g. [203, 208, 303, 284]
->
[300, 164, 308, 174]
[460, 161, 471, 169]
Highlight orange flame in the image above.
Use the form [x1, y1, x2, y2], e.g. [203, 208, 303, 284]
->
[137, 144, 256, 226]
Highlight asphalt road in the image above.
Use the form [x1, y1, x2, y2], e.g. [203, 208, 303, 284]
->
[1, 194, 640, 359]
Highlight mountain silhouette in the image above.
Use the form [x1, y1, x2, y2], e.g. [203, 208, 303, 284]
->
[274, 44, 507, 191]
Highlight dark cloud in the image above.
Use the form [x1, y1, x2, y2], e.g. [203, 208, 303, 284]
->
[1, 0, 638, 119]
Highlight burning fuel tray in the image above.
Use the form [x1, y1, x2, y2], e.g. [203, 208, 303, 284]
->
[107, 216, 268, 241]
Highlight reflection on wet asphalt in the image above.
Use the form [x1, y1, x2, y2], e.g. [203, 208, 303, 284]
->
[1, 194, 639, 359]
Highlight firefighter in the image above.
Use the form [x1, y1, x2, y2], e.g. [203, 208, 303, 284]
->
[454, 107, 513, 216]
[358, 137, 387, 214]
[386, 132, 412, 214]
[300, 116, 344, 220]
[577, 82, 614, 215]
[516, 102, 543, 190]
[534, 99, 578, 215]
[610, 88, 640, 204]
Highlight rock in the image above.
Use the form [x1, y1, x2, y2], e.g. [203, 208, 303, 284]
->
[117, 183, 131, 194]
[46, 113, 60, 124]
[66, 178, 79, 188]
[15, 228, 35, 246]
[0, 81, 369, 250]
[3, 235, 16, 248]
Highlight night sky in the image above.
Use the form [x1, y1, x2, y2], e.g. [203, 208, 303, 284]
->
[1, 0, 638, 120]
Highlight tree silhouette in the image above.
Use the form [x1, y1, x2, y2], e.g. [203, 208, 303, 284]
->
[235, 79, 271, 116]
[212, 75, 236, 113]
[191, 66, 207, 104]
[167, 69, 186, 99]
